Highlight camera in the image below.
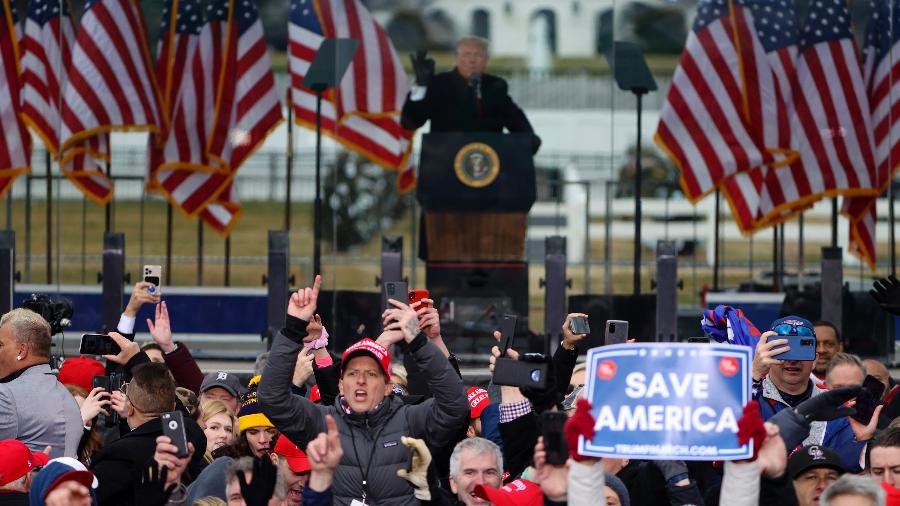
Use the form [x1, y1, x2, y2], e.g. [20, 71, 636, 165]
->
[21, 294, 74, 336]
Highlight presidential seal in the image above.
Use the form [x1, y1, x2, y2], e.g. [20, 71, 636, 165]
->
[453, 142, 500, 188]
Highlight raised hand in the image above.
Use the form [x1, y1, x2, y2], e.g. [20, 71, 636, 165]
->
[153, 435, 195, 488]
[871, 275, 900, 316]
[288, 275, 322, 324]
[562, 312, 589, 348]
[79, 386, 111, 425]
[237, 455, 278, 505]
[134, 458, 176, 506]
[396, 436, 432, 501]
[409, 49, 435, 86]
[102, 332, 140, 365]
[387, 299, 421, 343]
[534, 436, 568, 503]
[147, 301, 175, 353]
[489, 330, 519, 373]
[414, 299, 441, 340]
[125, 281, 160, 318]
[292, 349, 315, 387]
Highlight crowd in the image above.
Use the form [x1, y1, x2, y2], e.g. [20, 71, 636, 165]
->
[2, 275, 900, 505]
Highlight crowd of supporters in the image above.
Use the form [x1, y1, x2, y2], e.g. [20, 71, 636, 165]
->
[3, 275, 900, 506]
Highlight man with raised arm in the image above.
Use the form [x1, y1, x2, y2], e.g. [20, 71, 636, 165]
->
[258, 276, 468, 506]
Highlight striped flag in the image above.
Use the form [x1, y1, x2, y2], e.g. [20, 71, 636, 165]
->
[289, 0, 416, 191]
[20, 0, 75, 157]
[158, 0, 281, 235]
[655, 0, 769, 203]
[0, 0, 32, 198]
[146, 0, 203, 193]
[845, 0, 900, 270]
[58, 0, 162, 204]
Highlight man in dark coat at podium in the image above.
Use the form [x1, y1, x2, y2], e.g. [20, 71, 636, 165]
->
[401, 36, 541, 154]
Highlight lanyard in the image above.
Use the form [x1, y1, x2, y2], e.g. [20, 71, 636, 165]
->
[349, 419, 389, 502]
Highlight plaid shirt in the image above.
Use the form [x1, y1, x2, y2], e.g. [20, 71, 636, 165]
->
[498, 399, 532, 423]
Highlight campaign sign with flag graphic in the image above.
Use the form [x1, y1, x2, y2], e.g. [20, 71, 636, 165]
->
[579, 343, 752, 460]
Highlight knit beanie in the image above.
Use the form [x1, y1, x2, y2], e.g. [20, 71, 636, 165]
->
[604, 473, 630, 506]
[238, 375, 273, 433]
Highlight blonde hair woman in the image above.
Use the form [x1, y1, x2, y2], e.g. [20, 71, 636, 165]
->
[198, 399, 236, 463]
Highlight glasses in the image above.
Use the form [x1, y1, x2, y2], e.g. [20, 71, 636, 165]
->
[773, 323, 815, 337]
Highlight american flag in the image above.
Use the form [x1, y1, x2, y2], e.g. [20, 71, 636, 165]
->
[655, 0, 768, 203]
[20, 0, 75, 157]
[845, 0, 900, 270]
[289, 0, 416, 191]
[720, 0, 801, 232]
[158, 0, 281, 235]
[0, 0, 31, 198]
[58, 0, 161, 204]
[146, 0, 202, 193]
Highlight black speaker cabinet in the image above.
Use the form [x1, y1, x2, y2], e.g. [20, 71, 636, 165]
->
[426, 261, 529, 354]
[567, 294, 657, 350]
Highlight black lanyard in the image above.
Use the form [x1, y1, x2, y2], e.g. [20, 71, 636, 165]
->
[349, 419, 389, 502]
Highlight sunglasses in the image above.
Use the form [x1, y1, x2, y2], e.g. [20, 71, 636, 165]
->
[772, 323, 815, 337]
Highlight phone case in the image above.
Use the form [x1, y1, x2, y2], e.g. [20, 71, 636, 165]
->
[161, 411, 189, 457]
[493, 358, 548, 389]
[605, 320, 629, 345]
[772, 335, 817, 361]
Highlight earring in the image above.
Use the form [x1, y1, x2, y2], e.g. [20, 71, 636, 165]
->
[15, 356, 21, 360]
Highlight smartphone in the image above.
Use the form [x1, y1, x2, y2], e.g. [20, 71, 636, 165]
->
[851, 375, 887, 425]
[408, 289, 431, 308]
[493, 358, 548, 389]
[383, 281, 408, 312]
[771, 335, 817, 361]
[569, 316, 591, 335]
[161, 411, 189, 457]
[143, 265, 162, 295]
[542, 411, 569, 465]
[499, 314, 518, 356]
[92, 375, 110, 392]
[605, 320, 629, 345]
[688, 337, 711, 343]
[80, 334, 121, 356]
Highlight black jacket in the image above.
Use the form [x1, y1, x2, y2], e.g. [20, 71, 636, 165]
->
[401, 70, 540, 153]
[258, 316, 469, 506]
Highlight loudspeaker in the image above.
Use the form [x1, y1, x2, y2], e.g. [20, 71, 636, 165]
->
[543, 237, 567, 352]
[780, 287, 892, 358]
[264, 231, 290, 348]
[568, 294, 656, 350]
[426, 261, 529, 354]
[101, 233, 125, 332]
[0, 231, 14, 314]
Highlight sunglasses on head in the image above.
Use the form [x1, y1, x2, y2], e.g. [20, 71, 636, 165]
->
[772, 323, 815, 337]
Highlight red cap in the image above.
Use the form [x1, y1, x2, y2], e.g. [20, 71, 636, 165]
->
[273, 436, 311, 473]
[57, 357, 106, 392]
[341, 338, 391, 380]
[474, 479, 543, 506]
[884, 482, 900, 506]
[0, 440, 49, 486]
[310, 385, 321, 403]
[467, 386, 490, 419]
[44, 470, 95, 498]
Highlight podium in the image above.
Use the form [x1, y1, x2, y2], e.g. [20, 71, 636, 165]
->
[417, 132, 536, 352]
[417, 132, 536, 261]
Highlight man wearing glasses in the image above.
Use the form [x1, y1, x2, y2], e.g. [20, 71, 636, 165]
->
[752, 316, 875, 472]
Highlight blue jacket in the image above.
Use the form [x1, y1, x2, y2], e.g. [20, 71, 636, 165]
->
[754, 377, 865, 472]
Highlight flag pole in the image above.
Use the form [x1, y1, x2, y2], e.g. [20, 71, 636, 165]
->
[773, 225, 780, 292]
[313, 88, 324, 279]
[197, 220, 203, 285]
[165, 203, 173, 285]
[45, 151, 52, 283]
[713, 189, 721, 291]
[890, 177, 896, 276]
[831, 198, 838, 247]
[285, 89, 293, 231]
[798, 213, 805, 289]
[224, 236, 231, 286]
[105, 134, 112, 232]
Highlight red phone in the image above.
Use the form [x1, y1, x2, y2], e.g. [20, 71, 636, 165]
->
[408, 289, 431, 307]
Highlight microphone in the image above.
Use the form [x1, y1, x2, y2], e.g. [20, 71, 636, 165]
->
[469, 73, 481, 100]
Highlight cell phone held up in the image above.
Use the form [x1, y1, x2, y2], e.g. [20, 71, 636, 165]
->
[851, 375, 886, 425]
[80, 334, 121, 356]
[493, 358, 548, 390]
[569, 316, 590, 336]
[499, 314, 518, 356]
[408, 289, 431, 308]
[161, 411, 190, 457]
[605, 320, 629, 345]
[383, 281, 408, 312]
[541, 411, 569, 465]
[143, 265, 162, 295]
[771, 335, 817, 362]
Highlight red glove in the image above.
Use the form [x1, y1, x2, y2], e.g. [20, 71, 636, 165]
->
[736, 401, 766, 461]
[564, 399, 596, 462]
